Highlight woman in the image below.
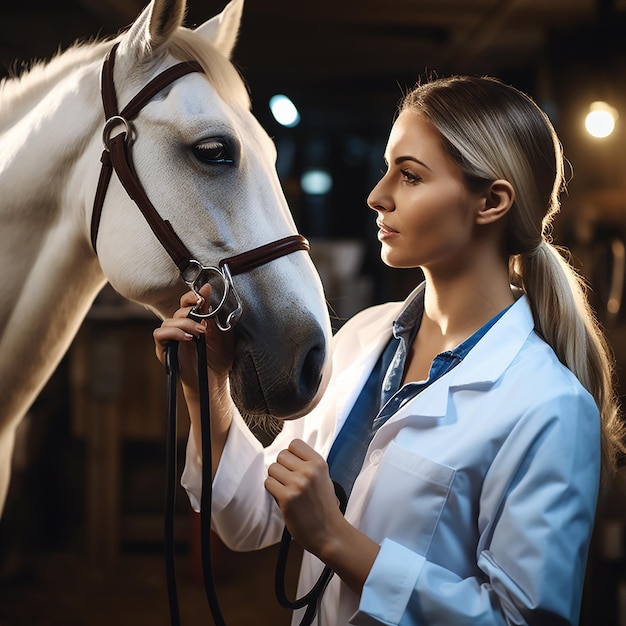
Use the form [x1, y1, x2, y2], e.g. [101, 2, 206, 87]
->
[154, 75, 624, 625]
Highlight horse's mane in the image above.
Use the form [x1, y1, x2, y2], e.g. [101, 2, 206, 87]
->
[0, 26, 250, 131]
[0, 40, 113, 129]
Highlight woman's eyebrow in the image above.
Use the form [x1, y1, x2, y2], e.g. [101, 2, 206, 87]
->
[394, 155, 432, 171]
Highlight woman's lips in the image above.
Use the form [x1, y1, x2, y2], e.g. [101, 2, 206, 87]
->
[377, 221, 399, 240]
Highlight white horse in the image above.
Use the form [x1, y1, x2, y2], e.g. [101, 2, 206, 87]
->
[0, 0, 332, 515]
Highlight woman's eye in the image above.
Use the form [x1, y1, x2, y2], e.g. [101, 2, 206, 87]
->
[401, 169, 422, 183]
[193, 139, 234, 165]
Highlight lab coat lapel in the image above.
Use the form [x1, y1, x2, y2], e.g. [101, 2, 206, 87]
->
[331, 303, 401, 430]
[450, 294, 535, 386]
[333, 282, 426, 414]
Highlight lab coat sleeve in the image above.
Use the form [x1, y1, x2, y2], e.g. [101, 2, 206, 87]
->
[181, 406, 310, 551]
[351, 389, 600, 626]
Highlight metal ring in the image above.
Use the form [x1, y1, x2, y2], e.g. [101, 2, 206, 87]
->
[214, 264, 242, 331]
[181, 259, 205, 285]
[102, 115, 132, 151]
[183, 261, 230, 320]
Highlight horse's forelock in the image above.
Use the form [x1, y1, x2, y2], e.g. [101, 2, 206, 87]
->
[166, 28, 250, 110]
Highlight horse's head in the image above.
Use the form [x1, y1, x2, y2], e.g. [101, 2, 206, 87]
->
[87, 0, 332, 419]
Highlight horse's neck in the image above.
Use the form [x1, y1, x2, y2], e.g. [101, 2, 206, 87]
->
[0, 42, 109, 263]
[0, 223, 106, 433]
[0, 45, 110, 432]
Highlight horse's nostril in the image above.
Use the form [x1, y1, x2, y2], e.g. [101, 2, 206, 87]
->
[260, 334, 328, 420]
[298, 341, 326, 395]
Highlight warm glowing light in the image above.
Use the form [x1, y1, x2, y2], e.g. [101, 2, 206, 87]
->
[269, 94, 300, 128]
[585, 101, 618, 138]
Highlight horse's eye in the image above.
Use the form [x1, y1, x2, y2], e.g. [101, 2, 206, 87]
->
[193, 139, 234, 165]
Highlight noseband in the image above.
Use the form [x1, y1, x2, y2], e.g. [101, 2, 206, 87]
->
[91, 42, 309, 329]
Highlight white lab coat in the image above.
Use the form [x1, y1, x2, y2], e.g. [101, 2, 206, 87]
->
[182, 288, 600, 625]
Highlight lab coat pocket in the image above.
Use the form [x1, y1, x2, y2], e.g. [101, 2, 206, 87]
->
[361, 441, 456, 557]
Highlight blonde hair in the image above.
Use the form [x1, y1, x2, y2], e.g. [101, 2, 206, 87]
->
[402, 75, 624, 483]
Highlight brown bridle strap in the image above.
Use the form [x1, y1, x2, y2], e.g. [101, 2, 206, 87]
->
[91, 43, 203, 271]
[220, 234, 310, 275]
[91, 43, 310, 278]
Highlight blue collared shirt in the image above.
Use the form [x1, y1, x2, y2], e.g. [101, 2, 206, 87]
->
[327, 288, 510, 497]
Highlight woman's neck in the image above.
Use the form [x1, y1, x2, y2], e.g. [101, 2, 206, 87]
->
[419, 255, 514, 347]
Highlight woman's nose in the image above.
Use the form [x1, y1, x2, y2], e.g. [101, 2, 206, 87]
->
[367, 180, 392, 213]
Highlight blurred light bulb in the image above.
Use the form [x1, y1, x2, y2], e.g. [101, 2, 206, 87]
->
[301, 169, 332, 195]
[269, 94, 300, 128]
[585, 101, 618, 138]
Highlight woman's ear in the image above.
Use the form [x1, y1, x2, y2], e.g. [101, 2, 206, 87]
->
[475, 179, 515, 225]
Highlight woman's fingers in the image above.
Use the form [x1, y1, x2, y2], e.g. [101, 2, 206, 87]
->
[153, 305, 206, 366]
[154, 318, 205, 345]
[160, 316, 206, 335]
[267, 440, 328, 495]
[287, 439, 321, 462]
[179, 283, 213, 310]
[265, 439, 342, 554]
[266, 460, 294, 487]
[154, 287, 233, 377]
[274, 448, 305, 472]
[179, 285, 207, 308]
[153, 325, 196, 365]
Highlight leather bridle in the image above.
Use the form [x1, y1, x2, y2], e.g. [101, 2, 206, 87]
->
[91, 43, 346, 626]
[91, 42, 310, 328]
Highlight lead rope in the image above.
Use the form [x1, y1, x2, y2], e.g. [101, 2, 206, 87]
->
[275, 480, 347, 625]
[165, 335, 227, 626]
[164, 332, 346, 626]
[164, 342, 182, 626]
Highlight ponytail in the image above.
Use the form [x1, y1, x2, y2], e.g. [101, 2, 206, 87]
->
[511, 240, 625, 484]
[404, 74, 625, 484]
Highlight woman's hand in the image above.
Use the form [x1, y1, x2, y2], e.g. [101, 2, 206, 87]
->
[265, 439, 345, 556]
[153, 285, 234, 391]
[154, 286, 236, 475]
[266, 439, 381, 594]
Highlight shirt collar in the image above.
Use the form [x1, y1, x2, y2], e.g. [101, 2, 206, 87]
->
[392, 282, 425, 344]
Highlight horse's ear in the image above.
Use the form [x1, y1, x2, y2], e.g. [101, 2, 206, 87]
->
[120, 0, 187, 60]
[194, 0, 244, 59]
